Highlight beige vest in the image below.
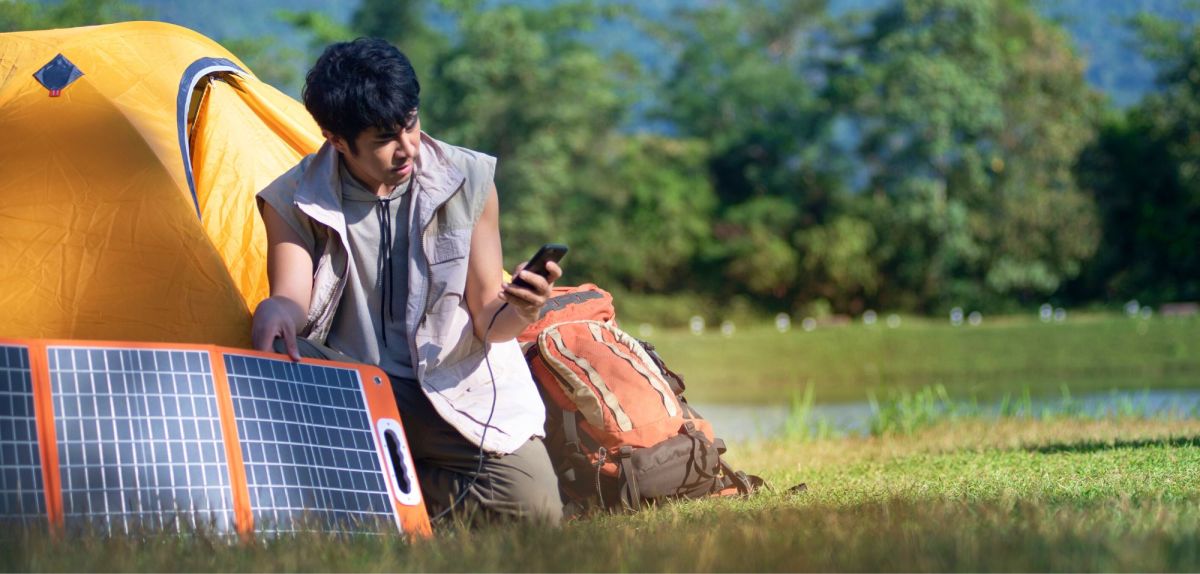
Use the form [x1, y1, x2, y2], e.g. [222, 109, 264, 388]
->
[257, 134, 545, 455]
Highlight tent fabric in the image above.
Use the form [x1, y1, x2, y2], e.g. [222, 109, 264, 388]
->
[0, 21, 322, 347]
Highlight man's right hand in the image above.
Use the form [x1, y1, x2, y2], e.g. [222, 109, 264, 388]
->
[251, 296, 304, 361]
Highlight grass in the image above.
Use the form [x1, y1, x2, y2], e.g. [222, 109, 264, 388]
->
[6, 314, 1198, 571]
[7, 417, 1200, 572]
[646, 313, 1200, 403]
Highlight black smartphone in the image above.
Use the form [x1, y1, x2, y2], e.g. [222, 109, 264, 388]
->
[511, 243, 568, 289]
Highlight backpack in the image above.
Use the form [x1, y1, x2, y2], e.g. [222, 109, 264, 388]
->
[519, 284, 763, 512]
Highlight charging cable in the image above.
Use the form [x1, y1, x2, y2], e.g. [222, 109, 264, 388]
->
[428, 301, 507, 523]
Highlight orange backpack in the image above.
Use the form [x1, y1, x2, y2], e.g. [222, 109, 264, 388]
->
[519, 284, 762, 511]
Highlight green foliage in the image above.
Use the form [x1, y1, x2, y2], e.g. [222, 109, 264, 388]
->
[422, 2, 644, 282]
[277, 9, 353, 57]
[1072, 10, 1200, 304]
[347, 0, 446, 78]
[794, 214, 880, 313]
[567, 135, 717, 291]
[861, 383, 1177, 436]
[219, 36, 304, 92]
[714, 196, 802, 299]
[657, 0, 846, 307]
[0, 0, 145, 32]
[829, 0, 1101, 311]
[610, 291, 707, 328]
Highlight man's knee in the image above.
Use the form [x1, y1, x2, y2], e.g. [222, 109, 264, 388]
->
[486, 438, 563, 524]
[418, 438, 563, 526]
[501, 468, 563, 524]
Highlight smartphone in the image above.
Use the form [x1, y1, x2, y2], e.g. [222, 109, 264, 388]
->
[511, 243, 568, 289]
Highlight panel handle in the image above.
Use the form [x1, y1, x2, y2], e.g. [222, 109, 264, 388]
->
[376, 419, 421, 507]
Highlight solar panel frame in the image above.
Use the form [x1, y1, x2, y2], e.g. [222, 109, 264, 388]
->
[0, 343, 46, 525]
[48, 346, 234, 533]
[0, 338, 428, 537]
[224, 353, 399, 533]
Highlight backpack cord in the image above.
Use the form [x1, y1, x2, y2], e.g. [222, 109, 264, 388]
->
[428, 302, 507, 523]
[594, 447, 608, 509]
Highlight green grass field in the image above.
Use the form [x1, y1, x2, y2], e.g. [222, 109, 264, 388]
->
[647, 313, 1200, 404]
[4, 313, 1199, 571]
[7, 418, 1200, 571]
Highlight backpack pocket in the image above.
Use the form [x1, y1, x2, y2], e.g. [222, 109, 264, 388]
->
[620, 424, 722, 504]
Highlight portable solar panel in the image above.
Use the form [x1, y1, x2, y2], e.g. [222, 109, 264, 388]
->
[0, 338, 431, 538]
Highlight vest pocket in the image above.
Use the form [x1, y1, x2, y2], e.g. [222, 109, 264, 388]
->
[425, 229, 472, 324]
[430, 229, 470, 264]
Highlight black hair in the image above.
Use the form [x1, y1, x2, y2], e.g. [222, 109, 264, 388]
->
[302, 38, 420, 154]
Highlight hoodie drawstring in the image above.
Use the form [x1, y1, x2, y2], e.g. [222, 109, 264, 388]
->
[376, 197, 395, 347]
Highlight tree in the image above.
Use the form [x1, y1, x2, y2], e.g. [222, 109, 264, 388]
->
[1, 0, 145, 32]
[347, 0, 447, 77]
[279, 0, 451, 85]
[828, 0, 1101, 311]
[1073, 10, 1200, 303]
[568, 135, 717, 292]
[219, 36, 304, 93]
[422, 1, 639, 281]
[656, 0, 847, 308]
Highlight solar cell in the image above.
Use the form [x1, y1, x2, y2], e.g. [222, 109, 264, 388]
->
[0, 344, 46, 525]
[48, 346, 233, 533]
[224, 354, 396, 533]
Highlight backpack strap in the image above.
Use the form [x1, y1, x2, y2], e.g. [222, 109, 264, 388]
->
[617, 445, 642, 511]
[558, 409, 582, 483]
[681, 422, 721, 480]
[718, 458, 766, 495]
[639, 339, 687, 395]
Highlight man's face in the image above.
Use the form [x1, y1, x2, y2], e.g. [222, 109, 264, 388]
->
[332, 115, 422, 195]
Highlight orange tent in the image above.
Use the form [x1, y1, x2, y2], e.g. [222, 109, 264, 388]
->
[0, 21, 322, 347]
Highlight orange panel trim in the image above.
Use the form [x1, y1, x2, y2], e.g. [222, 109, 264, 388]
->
[358, 366, 432, 538]
[1, 338, 428, 538]
[24, 340, 63, 532]
[208, 347, 254, 539]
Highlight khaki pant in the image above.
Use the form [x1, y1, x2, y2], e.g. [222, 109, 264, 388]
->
[279, 338, 563, 525]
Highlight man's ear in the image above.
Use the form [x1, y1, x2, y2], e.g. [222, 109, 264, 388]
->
[324, 130, 349, 155]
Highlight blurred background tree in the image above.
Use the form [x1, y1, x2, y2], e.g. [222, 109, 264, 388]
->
[1071, 12, 1200, 306]
[826, 0, 1100, 312]
[654, 0, 849, 312]
[0, 0, 143, 31]
[4, 0, 1197, 319]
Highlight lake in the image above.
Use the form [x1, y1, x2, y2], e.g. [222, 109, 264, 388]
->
[693, 389, 1200, 442]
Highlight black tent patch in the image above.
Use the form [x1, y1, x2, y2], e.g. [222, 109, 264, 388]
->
[34, 53, 84, 97]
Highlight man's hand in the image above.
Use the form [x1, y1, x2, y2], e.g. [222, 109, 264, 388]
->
[251, 296, 304, 361]
[499, 261, 563, 323]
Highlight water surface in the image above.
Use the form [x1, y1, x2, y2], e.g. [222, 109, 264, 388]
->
[692, 389, 1200, 442]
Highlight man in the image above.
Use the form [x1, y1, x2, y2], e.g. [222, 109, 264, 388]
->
[250, 38, 563, 524]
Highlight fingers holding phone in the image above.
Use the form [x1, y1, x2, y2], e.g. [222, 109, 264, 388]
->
[501, 243, 567, 319]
